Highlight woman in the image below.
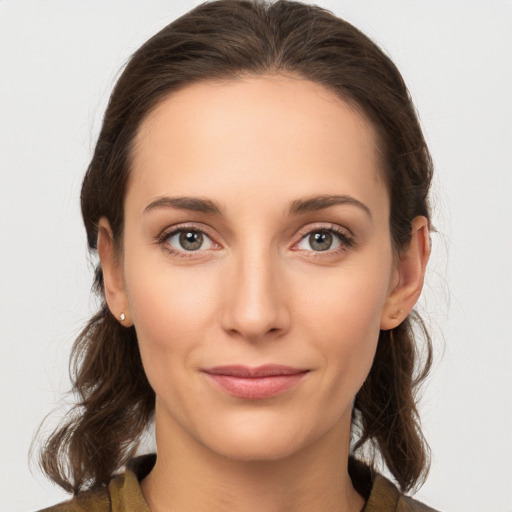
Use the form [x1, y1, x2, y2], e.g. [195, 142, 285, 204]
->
[37, 1, 438, 510]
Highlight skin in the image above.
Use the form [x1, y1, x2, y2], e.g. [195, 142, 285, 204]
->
[98, 74, 430, 512]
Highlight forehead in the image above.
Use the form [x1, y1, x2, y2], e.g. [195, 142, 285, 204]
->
[128, 74, 387, 215]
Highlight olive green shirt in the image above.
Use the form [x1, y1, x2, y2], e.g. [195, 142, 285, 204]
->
[38, 455, 439, 512]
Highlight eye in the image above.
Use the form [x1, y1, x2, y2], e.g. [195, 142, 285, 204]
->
[295, 227, 352, 253]
[165, 229, 215, 252]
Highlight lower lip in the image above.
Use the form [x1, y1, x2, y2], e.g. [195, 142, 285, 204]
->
[204, 372, 308, 399]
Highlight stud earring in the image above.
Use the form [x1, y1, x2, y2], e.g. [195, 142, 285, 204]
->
[119, 312, 126, 321]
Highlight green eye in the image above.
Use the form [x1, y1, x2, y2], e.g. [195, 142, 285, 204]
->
[295, 228, 352, 253]
[166, 230, 213, 251]
[179, 231, 204, 250]
[308, 232, 334, 251]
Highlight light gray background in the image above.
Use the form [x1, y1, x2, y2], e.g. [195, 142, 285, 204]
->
[1, 1, 511, 511]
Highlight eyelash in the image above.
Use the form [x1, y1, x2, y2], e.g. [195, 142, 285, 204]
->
[156, 223, 354, 259]
[156, 223, 217, 259]
[293, 224, 354, 257]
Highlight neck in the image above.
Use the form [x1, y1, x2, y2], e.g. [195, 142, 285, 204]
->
[140, 405, 364, 512]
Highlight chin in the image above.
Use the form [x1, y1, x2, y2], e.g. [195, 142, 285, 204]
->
[196, 413, 320, 463]
[209, 433, 307, 462]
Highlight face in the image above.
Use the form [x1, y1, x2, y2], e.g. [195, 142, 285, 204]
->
[103, 74, 406, 462]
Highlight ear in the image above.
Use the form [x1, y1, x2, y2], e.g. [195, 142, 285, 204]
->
[380, 216, 431, 330]
[97, 217, 132, 326]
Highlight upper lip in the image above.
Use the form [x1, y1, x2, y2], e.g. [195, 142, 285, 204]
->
[203, 365, 308, 377]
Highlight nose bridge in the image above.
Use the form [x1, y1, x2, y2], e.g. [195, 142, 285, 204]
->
[222, 241, 288, 341]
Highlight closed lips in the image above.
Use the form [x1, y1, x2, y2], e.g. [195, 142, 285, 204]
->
[204, 365, 309, 377]
[202, 365, 309, 399]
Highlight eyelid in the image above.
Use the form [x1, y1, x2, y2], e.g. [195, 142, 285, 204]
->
[291, 223, 355, 253]
[156, 222, 222, 255]
[155, 221, 354, 259]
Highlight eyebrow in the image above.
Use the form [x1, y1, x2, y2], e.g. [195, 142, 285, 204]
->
[288, 194, 372, 218]
[143, 194, 371, 218]
[144, 196, 222, 215]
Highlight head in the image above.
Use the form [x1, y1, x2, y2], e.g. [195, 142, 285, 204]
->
[41, 0, 433, 494]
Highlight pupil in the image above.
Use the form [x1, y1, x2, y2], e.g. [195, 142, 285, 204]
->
[179, 231, 203, 250]
[310, 231, 332, 251]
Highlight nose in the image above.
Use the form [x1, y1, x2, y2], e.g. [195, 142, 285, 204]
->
[220, 249, 290, 343]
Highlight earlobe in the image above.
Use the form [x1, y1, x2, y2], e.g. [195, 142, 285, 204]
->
[97, 218, 132, 326]
[380, 216, 431, 330]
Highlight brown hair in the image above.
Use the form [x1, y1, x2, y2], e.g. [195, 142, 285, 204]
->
[39, 0, 433, 495]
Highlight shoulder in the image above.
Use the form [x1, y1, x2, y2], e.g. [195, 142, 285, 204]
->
[35, 456, 154, 512]
[348, 457, 440, 512]
[35, 486, 111, 512]
[366, 474, 440, 512]
[397, 493, 440, 512]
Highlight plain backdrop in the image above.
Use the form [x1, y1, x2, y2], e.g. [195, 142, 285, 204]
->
[1, 1, 511, 511]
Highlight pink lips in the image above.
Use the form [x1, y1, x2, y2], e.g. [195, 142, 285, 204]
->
[203, 365, 309, 399]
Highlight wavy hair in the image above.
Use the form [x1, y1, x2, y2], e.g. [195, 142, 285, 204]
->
[39, 0, 433, 494]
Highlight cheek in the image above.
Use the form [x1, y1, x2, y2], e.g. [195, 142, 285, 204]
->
[295, 261, 392, 390]
[299, 260, 390, 334]
[122, 253, 220, 384]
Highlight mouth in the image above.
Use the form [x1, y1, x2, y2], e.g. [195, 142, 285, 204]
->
[202, 365, 309, 399]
